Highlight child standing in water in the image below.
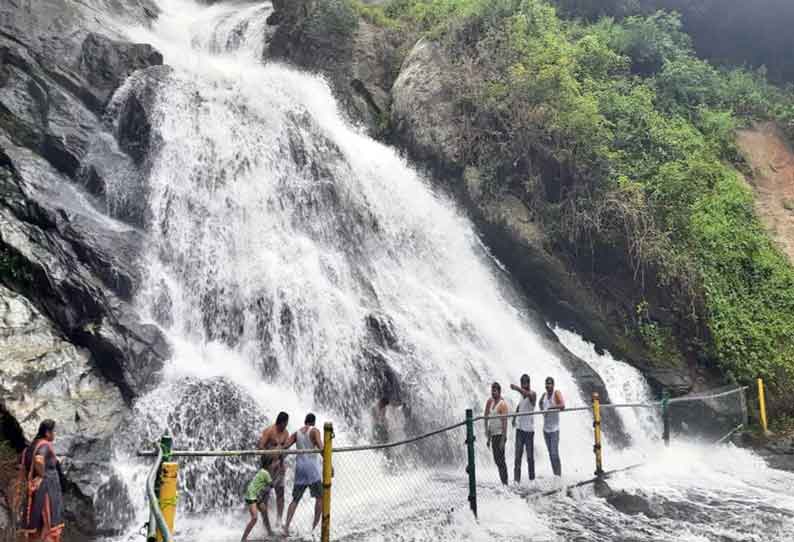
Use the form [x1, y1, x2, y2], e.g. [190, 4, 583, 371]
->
[241, 458, 278, 541]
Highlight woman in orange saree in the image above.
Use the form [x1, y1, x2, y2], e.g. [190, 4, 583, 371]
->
[18, 420, 64, 542]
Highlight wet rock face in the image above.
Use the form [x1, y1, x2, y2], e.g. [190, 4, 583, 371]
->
[0, 0, 171, 399]
[0, 143, 168, 399]
[1, 0, 171, 536]
[266, 0, 401, 134]
[115, 378, 269, 514]
[0, 284, 128, 538]
[79, 32, 164, 112]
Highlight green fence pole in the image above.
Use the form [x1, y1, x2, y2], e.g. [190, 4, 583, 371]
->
[465, 408, 477, 518]
[160, 434, 173, 462]
[661, 391, 670, 447]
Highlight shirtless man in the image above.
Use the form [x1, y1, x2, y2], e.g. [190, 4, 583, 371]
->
[257, 411, 290, 525]
[484, 382, 509, 485]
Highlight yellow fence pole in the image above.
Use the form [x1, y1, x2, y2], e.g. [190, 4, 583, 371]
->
[157, 462, 178, 541]
[757, 378, 769, 433]
[321, 422, 334, 542]
[591, 393, 604, 477]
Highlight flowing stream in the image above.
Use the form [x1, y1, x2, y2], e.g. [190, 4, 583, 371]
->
[106, 1, 794, 540]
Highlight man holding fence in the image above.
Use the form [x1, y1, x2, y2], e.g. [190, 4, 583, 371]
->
[540, 377, 565, 476]
[257, 411, 291, 525]
[484, 382, 509, 485]
[283, 413, 323, 536]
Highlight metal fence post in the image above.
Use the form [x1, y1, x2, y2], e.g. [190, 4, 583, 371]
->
[157, 463, 179, 542]
[661, 391, 670, 447]
[321, 422, 334, 542]
[465, 408, 477, 519]
[591, 393, 604, 477]
[156, 434, 177, 542]
[757, 378, 769, 433]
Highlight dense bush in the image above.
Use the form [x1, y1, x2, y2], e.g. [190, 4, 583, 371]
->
[364, 0, 794, 392]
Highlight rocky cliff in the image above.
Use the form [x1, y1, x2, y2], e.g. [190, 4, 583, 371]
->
[0, 0, 169, 537]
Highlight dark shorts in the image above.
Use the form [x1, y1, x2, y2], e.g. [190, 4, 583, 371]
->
[245, 486, 272, 506]
[292, 481, 322, 502]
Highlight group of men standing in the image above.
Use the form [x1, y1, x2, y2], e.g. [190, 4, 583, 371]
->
[484, 375, 565, 485]
[241, 412, 324, 540]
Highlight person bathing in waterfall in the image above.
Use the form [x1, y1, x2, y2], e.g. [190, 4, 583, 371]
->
[484, 382, 509, 485]
[257, 411, 291, 526]
[540, 377, 565, 476]
[282, 413, 324, 536]
[241, 459, 278, 541]
[511, 374, 537, 484]
[372, 397, 390, 444]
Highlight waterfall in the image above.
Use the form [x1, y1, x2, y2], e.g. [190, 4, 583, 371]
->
[103, 1, 794, 540]
[109, 0, 602, 518]
[553, 327, 660, 450]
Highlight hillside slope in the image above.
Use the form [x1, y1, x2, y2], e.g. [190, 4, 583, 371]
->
[737, 123, 794, 263]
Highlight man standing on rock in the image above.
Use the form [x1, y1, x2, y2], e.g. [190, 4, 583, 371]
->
[540, 377, 565, 476]
[511, 374, 537, 483]
[484, 382, 509, 485]
[257, 411, 290, 526]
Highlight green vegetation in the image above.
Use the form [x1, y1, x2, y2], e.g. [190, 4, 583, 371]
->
[356, 0, 794, 396]
[306, 0, 359, 40]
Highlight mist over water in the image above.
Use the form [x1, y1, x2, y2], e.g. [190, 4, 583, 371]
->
[105, 1, 794, 540]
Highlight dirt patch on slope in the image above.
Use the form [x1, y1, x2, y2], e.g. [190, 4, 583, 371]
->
[736, 121, 794, 262]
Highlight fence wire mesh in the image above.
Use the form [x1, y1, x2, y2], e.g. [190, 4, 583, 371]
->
[131, 384, 756, 541]
[330, 425, 469, 541]
[473, 406, 605, 495]
[668, 385, 749, 442]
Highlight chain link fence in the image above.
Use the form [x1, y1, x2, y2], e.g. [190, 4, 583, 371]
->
[667, 385, 749, 443]
[330, 425, 469, 541]
[138, 384, 755, 541]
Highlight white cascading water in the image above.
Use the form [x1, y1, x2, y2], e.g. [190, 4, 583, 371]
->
[553, 327, 661, 450]
[105, 1, 794, 540]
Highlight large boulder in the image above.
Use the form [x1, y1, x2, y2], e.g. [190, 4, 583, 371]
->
[106, 65, 171, 167]
[78, 32, 163, 112]
[391, 39, 465, 167]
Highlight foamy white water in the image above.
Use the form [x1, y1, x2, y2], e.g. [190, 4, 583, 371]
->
[554, 327, 661, 454]
[102, 1, 794, 540]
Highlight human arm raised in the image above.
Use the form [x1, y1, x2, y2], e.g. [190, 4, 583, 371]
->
[510, 384, 533, 398]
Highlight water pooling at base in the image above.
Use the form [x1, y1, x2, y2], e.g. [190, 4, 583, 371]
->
[107, 1, 794, 540]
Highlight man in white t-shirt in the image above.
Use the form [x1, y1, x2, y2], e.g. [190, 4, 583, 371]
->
[510, 374, 537, 483]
